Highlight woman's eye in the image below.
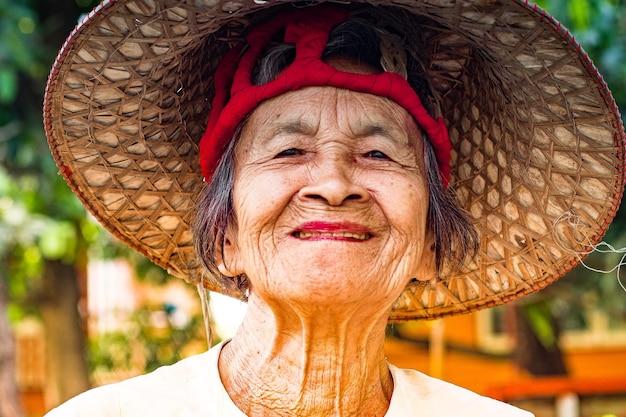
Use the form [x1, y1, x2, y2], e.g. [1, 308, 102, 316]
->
[365, 150, 390, 160]
[276, 148, 302, 158]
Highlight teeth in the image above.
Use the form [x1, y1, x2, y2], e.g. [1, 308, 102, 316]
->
[295, 231, 369, 240]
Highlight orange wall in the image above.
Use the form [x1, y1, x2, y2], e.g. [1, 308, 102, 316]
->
[392, 314, 478, 348]
[566, 348, 626, 379]
[387, 315, 626, 396]
[384, 336, 526, 395]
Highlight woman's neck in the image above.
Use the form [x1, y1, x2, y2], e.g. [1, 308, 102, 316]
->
[218, 296, 394, 417]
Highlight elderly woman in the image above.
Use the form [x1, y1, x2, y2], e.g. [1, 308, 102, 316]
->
[43, 0, 624, 416]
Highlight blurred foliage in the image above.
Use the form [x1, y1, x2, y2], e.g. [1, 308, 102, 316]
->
[89, 301, 209, 376]
[0, 0, 103, 310]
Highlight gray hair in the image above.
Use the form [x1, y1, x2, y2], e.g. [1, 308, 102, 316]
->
[193, 18, 479, 296]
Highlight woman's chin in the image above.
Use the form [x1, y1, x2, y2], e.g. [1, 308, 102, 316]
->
[280, 236, 383, 265]
[246, 238, 410, 311]
[254, 267, 403, 313]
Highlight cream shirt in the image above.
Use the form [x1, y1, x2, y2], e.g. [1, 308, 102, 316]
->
[45, 341, 533, 416]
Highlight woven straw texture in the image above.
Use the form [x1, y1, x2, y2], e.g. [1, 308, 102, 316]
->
[44, 0, 626, 321]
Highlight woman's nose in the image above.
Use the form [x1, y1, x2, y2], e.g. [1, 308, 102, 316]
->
[298, 156, 370, 206]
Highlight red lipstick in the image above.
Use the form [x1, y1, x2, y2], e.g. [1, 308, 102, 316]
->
[292, 222, 372, 241]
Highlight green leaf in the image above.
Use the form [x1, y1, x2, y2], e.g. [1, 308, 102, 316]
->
[38, 220, 77, 261]
[568, 0, 591, 30]
[523, 303, 557, 349]
[0, 67, 18, 103]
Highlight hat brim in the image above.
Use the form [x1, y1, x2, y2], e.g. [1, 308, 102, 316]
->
[44, 0, 626, 321]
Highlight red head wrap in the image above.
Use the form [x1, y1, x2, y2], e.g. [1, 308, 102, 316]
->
[199, 5, 451, 186]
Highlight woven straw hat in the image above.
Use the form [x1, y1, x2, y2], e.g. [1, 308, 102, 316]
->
[44, 0, 625, 321]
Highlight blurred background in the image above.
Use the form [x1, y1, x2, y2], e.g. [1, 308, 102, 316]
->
[1, 0, 625, 416]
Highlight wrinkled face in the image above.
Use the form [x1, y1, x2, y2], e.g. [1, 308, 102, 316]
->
[219, 86, 435, 312]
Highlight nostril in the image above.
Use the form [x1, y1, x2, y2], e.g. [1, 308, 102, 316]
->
[301, 190, 366, 205]
[298, 171, 369, 206]
[304, 193, 326, 200]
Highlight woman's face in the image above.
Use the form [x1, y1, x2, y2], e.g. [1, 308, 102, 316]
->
[220, 86, 435, 313]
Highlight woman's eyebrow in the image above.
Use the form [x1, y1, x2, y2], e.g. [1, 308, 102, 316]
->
[279, 120, 315, 135]
[354, 124, 411, 146]
[258, 119, 317, 145]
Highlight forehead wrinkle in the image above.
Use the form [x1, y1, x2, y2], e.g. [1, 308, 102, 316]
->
[334, 89, 419, 147]
[243, 86, 424, 153]
[245, 93, 326, 145]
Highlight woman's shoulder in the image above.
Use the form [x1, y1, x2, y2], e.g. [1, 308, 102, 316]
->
[44, 346, 221, 417]
[387, 364, 534, 417]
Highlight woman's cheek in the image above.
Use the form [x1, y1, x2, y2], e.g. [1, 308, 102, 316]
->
[233, 172, 290, 248]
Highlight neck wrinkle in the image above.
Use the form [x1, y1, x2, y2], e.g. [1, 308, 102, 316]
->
[218, 295, 394, 417]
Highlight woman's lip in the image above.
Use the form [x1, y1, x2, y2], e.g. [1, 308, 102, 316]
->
[292, 222, 372, 241]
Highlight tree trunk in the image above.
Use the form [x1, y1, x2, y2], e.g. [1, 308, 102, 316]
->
[38, 259, 90, 408]
[512, 303, 568, 376]
[0, 275, 25, 417]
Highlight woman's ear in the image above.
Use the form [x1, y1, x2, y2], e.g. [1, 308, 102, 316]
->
[215, 225, 245, 277]
[412, 234, 437, 285]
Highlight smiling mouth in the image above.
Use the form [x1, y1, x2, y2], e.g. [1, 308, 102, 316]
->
[292, 231, 371, 241]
